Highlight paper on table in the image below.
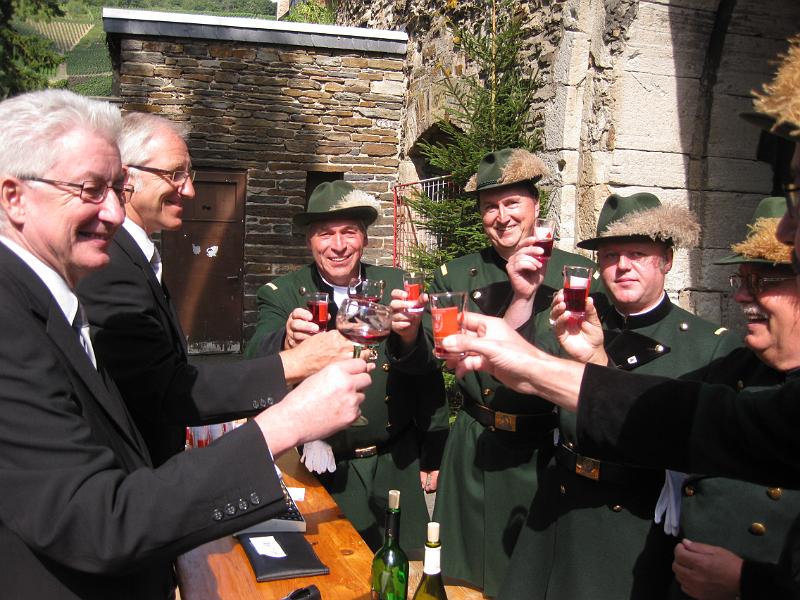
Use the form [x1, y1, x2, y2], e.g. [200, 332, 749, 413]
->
[250, 536, 288, 558]
[287, 487, 305, 502]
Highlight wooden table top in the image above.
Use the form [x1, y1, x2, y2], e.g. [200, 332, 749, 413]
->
[177, 450, 483, 600]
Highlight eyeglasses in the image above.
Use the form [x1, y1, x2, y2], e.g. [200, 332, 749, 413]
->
[128, 164, 195, 185]
[24, 177, 133, 205]
[729, 273, 795, 295]
[785, 183, 799, 220]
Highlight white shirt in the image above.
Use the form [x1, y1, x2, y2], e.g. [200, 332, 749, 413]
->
[122, 218, 161, 282]
[0, 235, 97, 367]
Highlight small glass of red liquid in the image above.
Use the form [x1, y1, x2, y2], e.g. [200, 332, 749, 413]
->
[348, 278, 385, 303]
[429, 291, 467, 359]
[533, 218, 555, 263]
[306, 292, 329, 332]
[403, 273, 425, 314]
[562, 266, 593, 320]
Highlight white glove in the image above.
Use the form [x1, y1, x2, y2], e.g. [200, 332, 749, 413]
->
[655, 470, 689, 536]
[300, 440, 337, 474]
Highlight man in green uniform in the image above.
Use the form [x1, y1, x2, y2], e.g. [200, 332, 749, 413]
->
[245, 180, 449, 551]
[499, 192, 740, 600]
[389, 148, 600, 596]
[668, 197, 800, 600]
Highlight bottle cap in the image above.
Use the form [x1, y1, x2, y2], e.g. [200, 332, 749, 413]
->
[427, 521, 440, 543]
[388, 489, 400, 510]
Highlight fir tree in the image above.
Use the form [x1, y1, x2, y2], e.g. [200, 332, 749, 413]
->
[404, 0, 546, 276]
[1, 0, 64, 99]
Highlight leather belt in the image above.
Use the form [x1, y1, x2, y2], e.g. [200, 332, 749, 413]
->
[335, 444, 383, 461]
[462, 398, 557, 435]
[555, 444, 655, 485]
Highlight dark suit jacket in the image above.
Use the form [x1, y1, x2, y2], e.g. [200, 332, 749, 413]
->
[77, 227, 287, 466]
[0, 243, 285, 599]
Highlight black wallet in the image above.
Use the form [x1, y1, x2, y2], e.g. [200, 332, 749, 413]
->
[237, 532, 329, 582]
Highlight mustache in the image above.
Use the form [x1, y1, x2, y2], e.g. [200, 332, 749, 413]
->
[741, 303, 769, 320]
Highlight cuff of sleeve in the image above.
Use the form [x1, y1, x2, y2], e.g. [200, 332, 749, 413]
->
[386, 328, 436, 373]
[419, 429, 449, 471]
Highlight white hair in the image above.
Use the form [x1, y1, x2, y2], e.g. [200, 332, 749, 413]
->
[0, 90, 122, 228]
[119, 112, 189, 166]
[0, 89, 122, 179]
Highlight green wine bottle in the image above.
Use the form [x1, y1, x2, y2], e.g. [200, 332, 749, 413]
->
[371, 489, 409, 600]
[411, 522, 447, 600]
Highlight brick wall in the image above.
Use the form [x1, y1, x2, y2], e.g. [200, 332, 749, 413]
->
[105, 10, 407, 338]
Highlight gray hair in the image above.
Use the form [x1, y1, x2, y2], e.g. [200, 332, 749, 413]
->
[119, 112, 189, 166]
[0, 89, 122, 180]
[0, 90, 122, 228]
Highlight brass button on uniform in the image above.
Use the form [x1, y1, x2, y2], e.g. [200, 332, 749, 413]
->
[654, 344, 665, 353]
[610, 504, 623, 512]
[679, 322, 689, 331]
[298, 286, 307, 295]
[684, 485, 695, 497]
[473, 290, 482, 300]
[559, 484, 567, 495]
[749, 522, 767, 536]
[470, 268, 478, 276]
[565, 441, 575, 450]
[382, 363, 390, 372]
[384, 395, 390, 403]
[483, 388, 493, 397]
[767, 487, 783, 500]
[736, 380, 745, 390]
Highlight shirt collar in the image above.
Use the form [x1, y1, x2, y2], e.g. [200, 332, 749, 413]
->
[606, 292, 672, 329]
[122, 217, 156, 264]
[0, 235, 79, 325]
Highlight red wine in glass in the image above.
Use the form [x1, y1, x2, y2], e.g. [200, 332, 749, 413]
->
[563, 285, 589, 314]
[431, 305, 461, 358]
[340, 327, 391, 346]
[306, 300, 329, 331]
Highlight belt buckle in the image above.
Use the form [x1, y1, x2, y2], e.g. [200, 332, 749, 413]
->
[575, 455, 600, 480]
[354, 445, 378, 458]
[494, 411, 517, 432]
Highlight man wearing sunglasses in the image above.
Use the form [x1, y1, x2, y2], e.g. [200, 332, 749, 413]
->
[78, 112, 354, 467]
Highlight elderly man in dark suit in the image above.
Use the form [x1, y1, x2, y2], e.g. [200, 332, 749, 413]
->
[78, 112, 353, 466]
[0, 89, 370, 599]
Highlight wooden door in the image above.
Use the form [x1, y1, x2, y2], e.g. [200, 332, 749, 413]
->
[162, 170, 246, 354]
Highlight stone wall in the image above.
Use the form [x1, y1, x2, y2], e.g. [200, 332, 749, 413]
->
[104, 9, 407, 338]
[337, 0, 800, 330]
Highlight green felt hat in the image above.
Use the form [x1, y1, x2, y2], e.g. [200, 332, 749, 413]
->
[714, 197, 792, 265]
[293, 180, 380, 228]
[577, 192, 700, 250]
[464, 148, 549, 194]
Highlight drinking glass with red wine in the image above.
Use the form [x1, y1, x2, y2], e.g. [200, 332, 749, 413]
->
[533, 218, 555, 264]
[348, 278, 385, 303]
[429, 291, 467, 359]
[403, 273, 425, 314]
[562, 265, 593, 321]
[305, 291, 330, 332]
[336, 298, 392, 426]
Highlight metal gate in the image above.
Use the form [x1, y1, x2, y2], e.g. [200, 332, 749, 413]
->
[392, 175, 461, 269]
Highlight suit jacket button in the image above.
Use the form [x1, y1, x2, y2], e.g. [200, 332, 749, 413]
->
[252, 400, 259, 409]
[250, 492, 261, 505]
[212, 508, 224, 521]
[749, 522, 766, 536]
[767, 487, 783, 500]
[238, 498, 249, 511]
[224, 503, 236, 516]
[382, 363, 390, 372]
[259, 398, 267, 408]
[266, 396, 275, 406]
[683, 485, 695, 497]
[610, 504, 623, 512]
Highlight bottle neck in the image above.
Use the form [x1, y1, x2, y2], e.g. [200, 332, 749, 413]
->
[422, 543, 441, 575]
[384, 509, 400, 545]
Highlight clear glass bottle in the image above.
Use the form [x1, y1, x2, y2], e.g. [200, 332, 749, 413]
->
[371, 489, 409, 599]
[411, 522, 447, 600]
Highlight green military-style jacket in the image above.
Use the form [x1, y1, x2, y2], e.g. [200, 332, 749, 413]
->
[245, 263, 449, 551]
[395, 245, 601, 597]
[500, 294, 741, 600]
[668, 347, 800, 599]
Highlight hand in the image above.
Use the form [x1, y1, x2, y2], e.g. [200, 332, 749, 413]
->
[255, 359, 374, 455]
[506, 237, 546, 300]
[280, 330, 355, 384]
[389, 288, 426, 349]
[441, 311, 585, 411]
[284, 307, 323, 349]
[550, 291, 608, 364]
[420, 469, 439, 493]
[673, 539, 743, 600]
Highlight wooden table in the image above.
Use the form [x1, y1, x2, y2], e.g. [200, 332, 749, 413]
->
[177, 450, 483, 599]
